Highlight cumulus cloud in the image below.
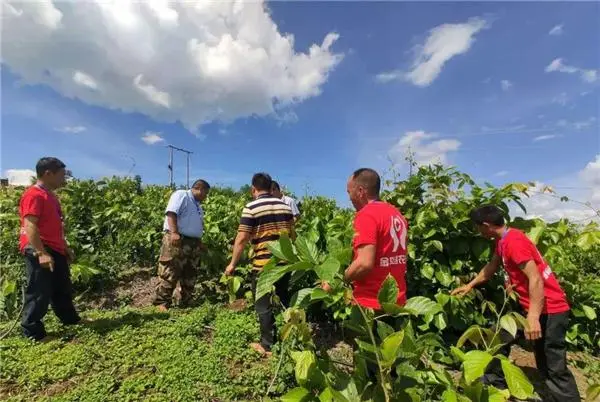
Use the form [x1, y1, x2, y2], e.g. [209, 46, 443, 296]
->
[1, 1, 343, 132]
[515, 154, 600, 223]
[389, 131, 461, 166]
[545, 58, 598, 83]
[141, 131, 165, 145]
[501, 80, 513, 91]
[4, 169, 36, 186]
[377, 17, 486, 86]
[55, 125, 87, 134]
[548, 24, 563, 36]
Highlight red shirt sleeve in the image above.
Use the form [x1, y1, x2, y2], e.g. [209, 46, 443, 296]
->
[21, 192, 44, 219]
[506, 236, 535, 267]
[353, 211, 377, 247]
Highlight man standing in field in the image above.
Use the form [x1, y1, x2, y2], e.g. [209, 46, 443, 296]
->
[452, 205, 580, 401]
[19, 157, 81, 340]
[224, 173, 295, 356]
[271, 181, 301, 222]
[153, 179, 210, 311]
[342, 168, 408, 309]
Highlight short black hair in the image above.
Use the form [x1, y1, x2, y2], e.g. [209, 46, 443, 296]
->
[352, 168, 381, 197]
[252, 172, 272, 192]
[36, 157, 66, 178]
[271, 180, 281, 192]
[470, 205, 505, 226]
[192, 179, 210, 191]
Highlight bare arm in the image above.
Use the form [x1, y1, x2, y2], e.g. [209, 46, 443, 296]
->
[24, 216, 54, 270]
[24, 216, 45, 254]
[344, 244, 376, 282]
[521, 260, 544, 340]
[451, 254, 501, 296]
[166, 212, 178, 234]
[225, 231, 252, 274]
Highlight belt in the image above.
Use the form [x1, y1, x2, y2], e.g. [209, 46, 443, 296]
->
[164, 231, 201, 240]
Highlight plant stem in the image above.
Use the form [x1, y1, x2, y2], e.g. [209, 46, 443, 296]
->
[353, 296, 390, 402]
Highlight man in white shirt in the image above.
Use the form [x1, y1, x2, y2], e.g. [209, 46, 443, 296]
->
[271, 181, 300, 222]
[153, 179, 210, 311]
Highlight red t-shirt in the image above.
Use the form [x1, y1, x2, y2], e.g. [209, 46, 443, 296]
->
[495, 229, 569, 314]
[19, 185, 67, 255]
[352, 201, 408, 309]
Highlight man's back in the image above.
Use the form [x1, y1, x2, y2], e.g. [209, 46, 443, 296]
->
[352, 201, 408, 308]
[238, 194, 294, 269]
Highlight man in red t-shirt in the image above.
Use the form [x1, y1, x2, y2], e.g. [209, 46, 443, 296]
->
[343, 168, 408, 309]
[19, 157, 81, 341]
[452, 205, 580, 402]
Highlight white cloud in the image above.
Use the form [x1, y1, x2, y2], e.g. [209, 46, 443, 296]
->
[1, 1, 342, 133]
[55, 125, 87, 134]
[495, 170, 509, 177]
[533, 134, 557, 142]
[554, 117, 597, 131]
[73, 70, 98, 90]
[580, 155, 600, 204]
[501, 80, 513, 91]
[389, 131, 461, 166]
[377, 17, 486, 87]
[548, 24, 563, 36]
[515, 154, 600, 223]
[141, 131, 165, 145]
[545, 58, 598, 83]
[4, 169, 36, 186]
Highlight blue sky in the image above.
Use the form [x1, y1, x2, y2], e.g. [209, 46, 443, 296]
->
[1, 1, 598, 219]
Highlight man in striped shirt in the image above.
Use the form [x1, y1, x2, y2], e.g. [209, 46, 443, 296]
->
[225, 173, 295, 355]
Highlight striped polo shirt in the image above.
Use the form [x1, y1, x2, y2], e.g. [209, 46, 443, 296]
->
[238, 194, 294, 269]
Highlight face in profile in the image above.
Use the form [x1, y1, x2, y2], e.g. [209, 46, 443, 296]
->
[347, 177, 365, 211]
[45, 168, 67, 189]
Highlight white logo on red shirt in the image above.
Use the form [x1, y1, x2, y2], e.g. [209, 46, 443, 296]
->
[390, 216, 407, 252]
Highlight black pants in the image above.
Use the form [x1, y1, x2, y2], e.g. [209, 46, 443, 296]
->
[251, 271, 291, 351]
[484, 311, 580, 402]
[21, 247, 80, 340]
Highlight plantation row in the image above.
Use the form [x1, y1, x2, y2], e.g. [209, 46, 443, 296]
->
[1, 164, 599, 401]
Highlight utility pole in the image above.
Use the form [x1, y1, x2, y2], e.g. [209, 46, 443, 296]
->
[166, 144, 193, 189]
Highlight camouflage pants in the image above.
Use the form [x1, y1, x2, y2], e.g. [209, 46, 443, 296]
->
[153, 233, 202, 307]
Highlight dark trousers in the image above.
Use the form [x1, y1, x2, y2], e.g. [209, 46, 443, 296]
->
[484, 311, 580, 402]
[251, 271, 291, 351]
[21, 247, 80, 340]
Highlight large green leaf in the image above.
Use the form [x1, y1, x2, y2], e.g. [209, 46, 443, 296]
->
[500, 358, 534, 400]
[295, 236, 319, 264]
[441, 389, 471, 402]
[310, 288, 330, 302]
[280, 233, 299, 262]
[315, 257, 341, 282]
[499, 314, 518, 338]
[463, 350, 494, 385]
[404, 296, 442, 316]
[255, 261, 314, 301]
[378, 275, 399, 306]
[291, 288, 313, 307]
[421, 263, 435, 279]
[582, 305, 597, 321]
[576, 231, 600, 251]
[281, 387, 313, 402]
[376, 320, 395, 341]
[380, 330, 404, 367]
[487, 386, 510, 402]
[291, 350, 318, 387]
[267, 234, 297, 262]
[457, 325, 491, 348]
